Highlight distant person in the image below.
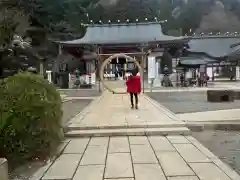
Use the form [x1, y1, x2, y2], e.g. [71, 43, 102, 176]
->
[205, 75, 209, 87]
[180, 73, 184, 87]
[114, 69, 118, 80]
[126, 69, 141, 109]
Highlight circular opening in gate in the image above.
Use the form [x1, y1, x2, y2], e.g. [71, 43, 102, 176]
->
[100, 53, 142, 94]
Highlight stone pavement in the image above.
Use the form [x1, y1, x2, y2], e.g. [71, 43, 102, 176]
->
[65, 91, 189, 137]
[34, 90, 240, 180]
[39, 136, 240, 180]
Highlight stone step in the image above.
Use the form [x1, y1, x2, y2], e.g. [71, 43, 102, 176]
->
[64, 127, 191, 137]
[65, 123, 186, 131]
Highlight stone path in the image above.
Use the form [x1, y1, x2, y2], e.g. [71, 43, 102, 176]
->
[35, 90, 240, 180]
[65, 91, 189, 137]
[40, 136, 239, 180]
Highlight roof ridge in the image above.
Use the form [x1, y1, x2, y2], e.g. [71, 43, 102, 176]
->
[87, 21, 161, 27]
[192, 36, 240, 39]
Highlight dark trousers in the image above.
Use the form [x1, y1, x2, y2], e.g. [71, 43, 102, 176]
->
[130, 92, 138, 107]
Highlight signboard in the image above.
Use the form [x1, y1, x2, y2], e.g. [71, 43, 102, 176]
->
[148, 56, 156, 79]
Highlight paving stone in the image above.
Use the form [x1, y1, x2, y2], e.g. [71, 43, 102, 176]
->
[104, 179, 134, 180]
[80, 145, 107, 165]
[108, 137, 130, 153]
[134, 164, 166, 180]
[105, 153, 134, 178]
[129, 136, 149, 145]
[145, 127, 191, 136]
[173, 144, 210, 163]
[167, 136, 190, 144]
[167, 176, 199, 180]
[42, 154, 82, 180]
[156, 152, 194, 176]
[63, 138, 89, 154]
[148, 136, 175, 151]
[73, 165, 104, 180]
[190, 162, 231, 180]
[131, 144, 158, 164]
[88, 137, 109, 146]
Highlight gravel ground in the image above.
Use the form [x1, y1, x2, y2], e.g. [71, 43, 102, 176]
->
[59, 89, 101, 97]
[62, 99, 92, 125]
[192, 130, 240, 175]
[147, 91, 240, 114]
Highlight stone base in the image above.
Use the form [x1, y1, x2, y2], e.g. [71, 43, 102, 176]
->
[79, 84, 92, 89]
[207, 90, 235, 102]
[0, 158, 8, 180]
[235, 91, 240, 100]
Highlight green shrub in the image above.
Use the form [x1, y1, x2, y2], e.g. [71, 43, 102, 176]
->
[0, 72, 63, 166]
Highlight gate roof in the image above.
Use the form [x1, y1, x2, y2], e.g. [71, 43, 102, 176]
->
[57, 22, 189, 46]
[187, 36, 240, 59]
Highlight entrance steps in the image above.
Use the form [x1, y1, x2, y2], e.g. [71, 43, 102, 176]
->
[64, 124, 191, 137]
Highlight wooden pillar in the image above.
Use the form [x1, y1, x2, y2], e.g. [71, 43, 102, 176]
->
[141, 47, 145, 93]
[95, 46, 102, 92]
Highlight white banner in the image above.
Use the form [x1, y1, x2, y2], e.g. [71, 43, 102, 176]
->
[91, 72, 96, 84]
[236, 66, 240, 80]
[148, 56, 156, 79]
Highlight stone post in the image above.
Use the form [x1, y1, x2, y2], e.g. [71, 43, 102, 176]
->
[153, 58, 161, 87]
[46, 70, 52, 83]
[0, 158, 8, 180]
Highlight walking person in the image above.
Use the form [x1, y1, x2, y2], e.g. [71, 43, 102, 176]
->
[126, 69, 141, 109]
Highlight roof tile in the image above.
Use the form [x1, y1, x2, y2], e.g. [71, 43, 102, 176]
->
[59, 22, 188, 45]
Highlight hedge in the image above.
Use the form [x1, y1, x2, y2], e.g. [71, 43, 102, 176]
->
[0, 72, 63, 166]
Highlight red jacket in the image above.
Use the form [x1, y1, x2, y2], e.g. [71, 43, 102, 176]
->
[126, 75, 141, 93]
